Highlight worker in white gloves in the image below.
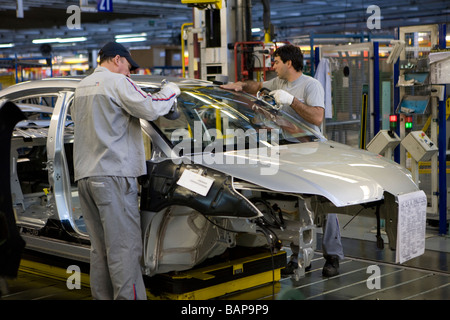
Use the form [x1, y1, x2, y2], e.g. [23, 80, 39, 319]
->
[221, 44, 343, 277]
[221, 44, 324, 133]
[72, 41, 180, 299]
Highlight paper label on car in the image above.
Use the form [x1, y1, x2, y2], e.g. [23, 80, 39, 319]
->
[396, 190, 427, 264]
[177, 169, 214, 196]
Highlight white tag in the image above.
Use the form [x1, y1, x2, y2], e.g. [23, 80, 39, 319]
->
[177, 169, 214, 196]
[396, 190, 427, 264]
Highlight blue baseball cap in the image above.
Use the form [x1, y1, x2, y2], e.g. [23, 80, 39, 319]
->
[99, 41, 140, 71]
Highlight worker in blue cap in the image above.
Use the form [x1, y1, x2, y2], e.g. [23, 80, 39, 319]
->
[72, 41, 180, 299]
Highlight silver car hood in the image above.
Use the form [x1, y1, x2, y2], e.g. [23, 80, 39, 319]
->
[187, 141, 418, 207]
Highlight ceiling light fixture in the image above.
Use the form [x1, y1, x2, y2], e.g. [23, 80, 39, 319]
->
[115, 33, 147, 39]
[58, 37, 88, 43]
[0, 43, 15, 48]
[32, 37, 87, 44]
[116, 37, 147, 43]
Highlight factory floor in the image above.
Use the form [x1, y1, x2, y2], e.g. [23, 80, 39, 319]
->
[1, 215, 449, 301]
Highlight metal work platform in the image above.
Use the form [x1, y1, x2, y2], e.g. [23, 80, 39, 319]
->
[267, 233, 449, 300]
[1, 217, 449, 301]
[275, 253, 449, 300]
[0, 263, 91, 300]
[146, 247, 286, 300]
[0, 252, 91, 300]
[2, 237, 449, 301]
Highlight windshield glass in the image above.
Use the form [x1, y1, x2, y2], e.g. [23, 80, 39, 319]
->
[151, 86, 323, 155]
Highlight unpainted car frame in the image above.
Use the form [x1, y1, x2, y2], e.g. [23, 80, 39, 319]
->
[0, 76, 420, 281]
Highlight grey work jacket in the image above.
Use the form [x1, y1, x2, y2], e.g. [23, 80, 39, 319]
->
[72, 67, 176, 181]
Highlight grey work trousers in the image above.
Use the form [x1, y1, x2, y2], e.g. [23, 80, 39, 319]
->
[322, 213, 344, 259]
[78, 176, 147, 300]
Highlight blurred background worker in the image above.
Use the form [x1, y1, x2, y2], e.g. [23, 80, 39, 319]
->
[222, 44, 343, 277]
[72, 41, 180, 299]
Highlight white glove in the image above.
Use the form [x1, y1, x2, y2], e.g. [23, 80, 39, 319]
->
[269, 89, 294, 106]
[159, 81, 180, 98]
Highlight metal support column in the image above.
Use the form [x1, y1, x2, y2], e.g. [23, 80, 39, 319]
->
[373, 42, 380, 135]
[314, 46, 320, 73]
[310, 34, 315, 76]
[438, 86, 448, 235]
[438, 23, 448, 235]
[393, 29, 401, 163]
[438, 24, 447, 50]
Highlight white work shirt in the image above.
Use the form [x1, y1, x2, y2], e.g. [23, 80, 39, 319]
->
[263, 74, 325, 132]
[72, 67, 176, 181]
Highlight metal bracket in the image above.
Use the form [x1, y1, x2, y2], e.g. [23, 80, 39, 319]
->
[293, 225, 315, 281]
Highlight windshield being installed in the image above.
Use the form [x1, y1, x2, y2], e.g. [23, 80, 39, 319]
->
[152, 86, 322, 155]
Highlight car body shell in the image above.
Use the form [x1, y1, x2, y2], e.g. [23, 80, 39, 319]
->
[0, 75, 420, 279]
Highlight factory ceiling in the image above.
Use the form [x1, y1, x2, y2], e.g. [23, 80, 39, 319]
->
[0, 0, 449, 56]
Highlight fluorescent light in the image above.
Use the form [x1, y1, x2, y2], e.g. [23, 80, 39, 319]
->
[32, 37, 87, 44]
[116, 37, 147, 43]
[32, 38, 60, 44]
[58, 37, 87, 43]
[115, 33, 147, 39]
[115, 33, 147, 43]
[0, 43, 15, 48]
[251, 28, 261, 33]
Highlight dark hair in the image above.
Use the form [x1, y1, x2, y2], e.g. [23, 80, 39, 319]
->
[98, 54, 115, 65]
[273, 45, 304, 72]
